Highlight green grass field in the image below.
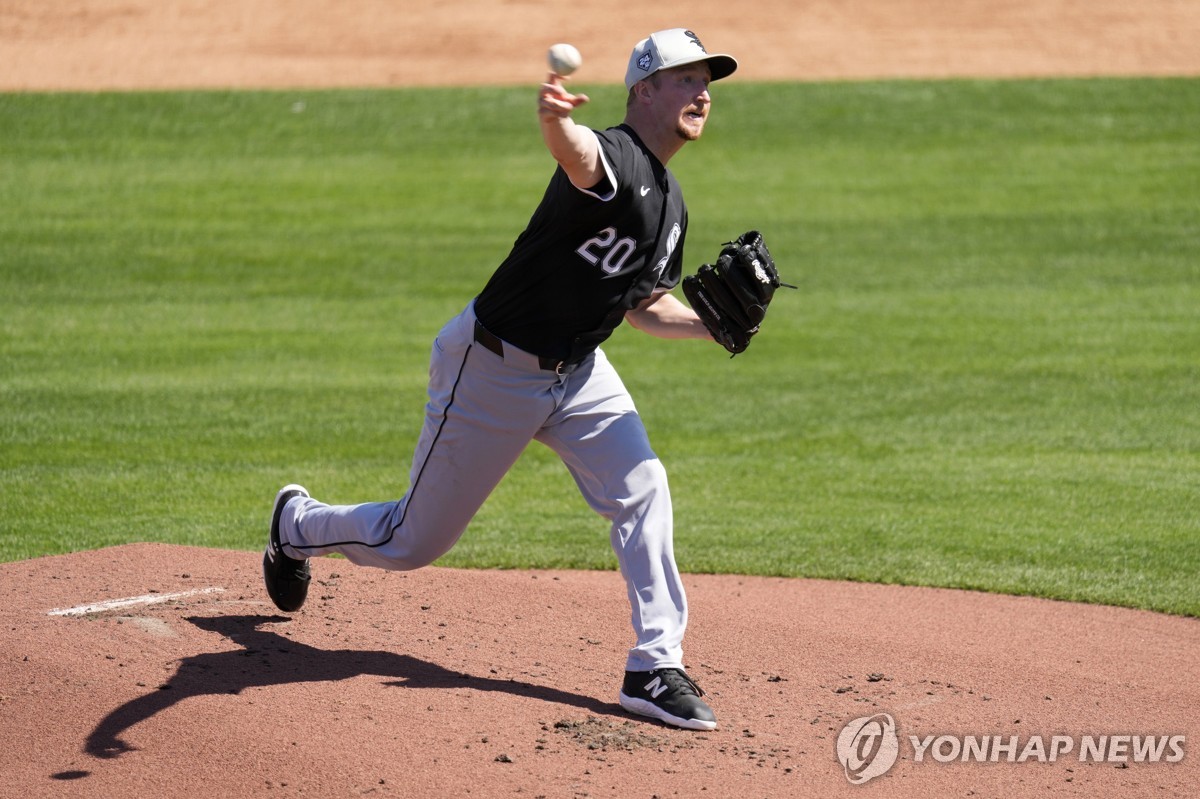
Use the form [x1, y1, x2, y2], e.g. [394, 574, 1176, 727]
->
[2, 78, 1197, 615]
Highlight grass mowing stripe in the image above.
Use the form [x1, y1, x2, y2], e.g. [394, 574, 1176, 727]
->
[1, 78, 1197, 616]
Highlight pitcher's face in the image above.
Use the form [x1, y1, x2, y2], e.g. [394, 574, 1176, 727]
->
[653, 63, 713, 142]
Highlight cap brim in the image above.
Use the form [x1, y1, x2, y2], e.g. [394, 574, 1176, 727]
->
[656, 53, 737, 83]
[704, 55, 738, 82]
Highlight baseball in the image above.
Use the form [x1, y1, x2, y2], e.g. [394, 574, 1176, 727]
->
[547, 43, 582, 77]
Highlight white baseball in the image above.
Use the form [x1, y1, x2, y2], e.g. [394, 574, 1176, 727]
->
[547, 43, 582, 77]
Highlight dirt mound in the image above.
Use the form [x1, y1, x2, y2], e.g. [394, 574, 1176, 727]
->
[1, 544, 1195, 797]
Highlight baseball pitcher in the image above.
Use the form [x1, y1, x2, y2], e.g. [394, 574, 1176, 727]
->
[263, 28, 789, 731]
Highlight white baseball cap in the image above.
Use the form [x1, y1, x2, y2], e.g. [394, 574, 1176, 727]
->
[624, 28, 738, 90]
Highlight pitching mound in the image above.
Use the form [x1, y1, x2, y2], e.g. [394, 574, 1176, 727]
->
[1, 544, 1194, 797]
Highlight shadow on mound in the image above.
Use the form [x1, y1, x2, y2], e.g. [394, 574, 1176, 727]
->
[85, 613, 621, 760]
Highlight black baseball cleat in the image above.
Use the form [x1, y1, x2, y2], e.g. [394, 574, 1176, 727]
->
[263, 484, 311, 613]
[618, 668, 717, 731]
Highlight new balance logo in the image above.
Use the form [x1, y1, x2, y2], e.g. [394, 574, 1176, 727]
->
[644, 676, 670, 699]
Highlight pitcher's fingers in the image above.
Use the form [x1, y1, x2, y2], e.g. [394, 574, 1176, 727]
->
[538, 89, 575, 119]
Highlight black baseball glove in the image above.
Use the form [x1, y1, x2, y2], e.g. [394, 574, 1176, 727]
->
[682, 230, 794, 355]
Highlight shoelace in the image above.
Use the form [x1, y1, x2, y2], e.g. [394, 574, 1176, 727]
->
[656, 668, 706, 698]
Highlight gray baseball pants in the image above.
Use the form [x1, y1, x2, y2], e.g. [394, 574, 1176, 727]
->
[279, 301, 688, 671]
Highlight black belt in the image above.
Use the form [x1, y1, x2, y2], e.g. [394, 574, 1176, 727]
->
[473, 319, 577, 376]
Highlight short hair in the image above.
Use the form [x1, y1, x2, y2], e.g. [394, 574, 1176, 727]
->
[625, 72, 662, 108]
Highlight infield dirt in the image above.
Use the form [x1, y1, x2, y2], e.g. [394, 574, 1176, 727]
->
[2, 2, 1198, 797]
[3, 0, 1199, 90]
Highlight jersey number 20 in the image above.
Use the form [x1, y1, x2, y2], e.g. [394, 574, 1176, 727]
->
[577, 227, 637, 275]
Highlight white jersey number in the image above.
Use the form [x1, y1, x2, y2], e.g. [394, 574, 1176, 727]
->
[577, 227, 637, 275]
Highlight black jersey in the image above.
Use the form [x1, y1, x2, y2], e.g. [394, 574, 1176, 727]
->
[473, 124, 687, 363]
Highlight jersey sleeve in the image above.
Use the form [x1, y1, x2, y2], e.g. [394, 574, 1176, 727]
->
[656, 256, 683, 291]
[573, 129, 618, 202]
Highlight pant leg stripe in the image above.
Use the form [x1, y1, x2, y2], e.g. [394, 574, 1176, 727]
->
[291, 343, 476, 553]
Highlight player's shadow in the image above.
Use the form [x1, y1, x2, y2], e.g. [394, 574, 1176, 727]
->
[85, 613, 622, 760]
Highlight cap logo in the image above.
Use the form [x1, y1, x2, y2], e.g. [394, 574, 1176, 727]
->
[628, 28, 735, 89]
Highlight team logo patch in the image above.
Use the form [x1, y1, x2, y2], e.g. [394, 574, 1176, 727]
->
[752, 258, 769, 284]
